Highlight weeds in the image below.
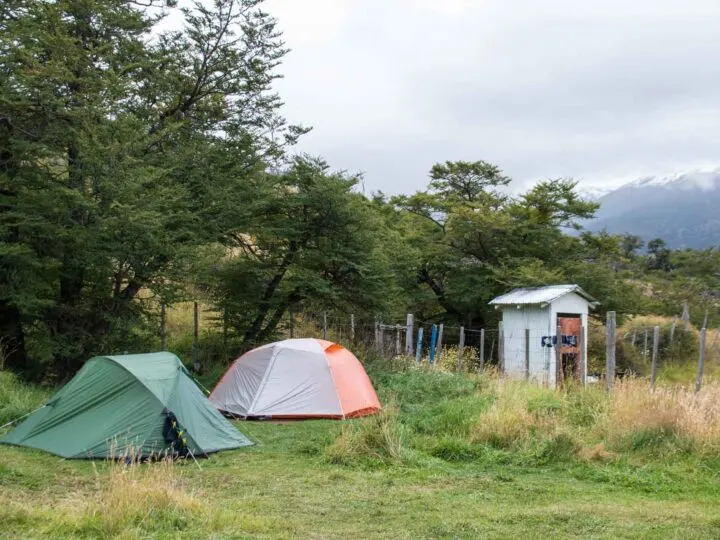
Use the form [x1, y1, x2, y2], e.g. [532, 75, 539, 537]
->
[324, 403, 408, 466]
[0, 371, 50, 428]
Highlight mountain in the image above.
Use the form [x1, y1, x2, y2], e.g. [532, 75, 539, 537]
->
[582, 170, 720, 249]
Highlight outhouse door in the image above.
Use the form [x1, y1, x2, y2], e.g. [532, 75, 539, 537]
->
[556, 314, 583, 387]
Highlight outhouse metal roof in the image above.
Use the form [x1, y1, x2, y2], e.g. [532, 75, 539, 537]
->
[489, 284, 598, 307]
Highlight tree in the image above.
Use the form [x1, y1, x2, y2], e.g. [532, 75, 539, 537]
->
[392, 163, 601, 327]
[620, 234, 644, 259]
[0, 0, 300, 375]
[205, 157, 397, 350]
[647, 238, 672, 271]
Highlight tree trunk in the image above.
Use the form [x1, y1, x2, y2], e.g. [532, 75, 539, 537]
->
[242, 244, 298, 344]
[419, 267, 462, 317]
[0, 302, 27, 372]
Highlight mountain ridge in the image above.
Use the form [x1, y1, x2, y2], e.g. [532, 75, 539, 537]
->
[581, 170, 720, 249]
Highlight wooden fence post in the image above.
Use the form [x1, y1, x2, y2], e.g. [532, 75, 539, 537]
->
[581, 325, 587, 387]
[670, 316, 677, 344]
[643, 329, 649, 358]
[223, 307, 228, 357]
[436, 324, 444, 360]
[525, 328, 530, 380]
[458, 326, 465, 371]
[651, 325, 660, 389]
[555, 323, 563, 388]
[405, 314, 414, 356]
[323, 311, 328, 340]
[498, 321, 504, 374]
[606, 311, 616, 391]
[374, 317, 380, 353]
[193, 301, 199, 370]
[479, 328, 485, 371]
[696, 328, 707, 394]
[682, 301, 690, 331]
[703, 309, 709, 331]
[395, 324, 401, 356]
[160, 303, 166, 351]
[415, 327, 424, 363]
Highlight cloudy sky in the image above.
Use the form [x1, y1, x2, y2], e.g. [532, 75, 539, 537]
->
[160, 1, 720, 195]
[257, 0, 720, 195]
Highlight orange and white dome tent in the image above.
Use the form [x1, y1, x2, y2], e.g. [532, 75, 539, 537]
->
[209, 338, 381, 419]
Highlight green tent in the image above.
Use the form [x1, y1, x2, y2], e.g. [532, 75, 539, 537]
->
[0, 352, 251, 459]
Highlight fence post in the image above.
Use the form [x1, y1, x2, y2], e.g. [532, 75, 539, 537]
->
[405, 314, 414, 355]
[193, 301, 199, 370]
[458, 326, 465, 371]
[160, 302, 166, 351]
[682, 301, 690, 331]
[581, 325, 587, 387]
[703, 309, 709, 331]
[436, 323, 444, 359]
[525, 328, 530, 380]
[223, 307, 228, 358]
[429, 324, 438, 365]
[555, 323, 563, 389]
[651, 325, 660, 389]
[395, 324, 401, 356]
[323, 311, 328, 340]
[415, 327, 424, 363]
[696, 328, 707, 394]
[631, 331, 636, 348]
[374, 317, 380, 354]
[350, 314, 355, 343]
[498, 321, 504, 374]
[606, 311, 616, 391]
[670, 316, 677, 344]
[643, 329, 649, 358]
[479, 328, 485, 371]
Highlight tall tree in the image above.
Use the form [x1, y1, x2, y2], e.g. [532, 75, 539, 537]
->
[0, 0, 300, 375]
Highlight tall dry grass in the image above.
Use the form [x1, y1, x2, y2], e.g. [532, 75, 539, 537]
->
[465, 376, 720, 460]
[598, 378, 720, 454]
[82, 453, 206, 536]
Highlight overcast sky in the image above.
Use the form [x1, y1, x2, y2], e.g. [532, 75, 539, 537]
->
[160, 1, 720, 195]
[257, 0, 720, 195]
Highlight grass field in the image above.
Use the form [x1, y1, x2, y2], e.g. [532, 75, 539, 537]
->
[2, 363, 720, 539]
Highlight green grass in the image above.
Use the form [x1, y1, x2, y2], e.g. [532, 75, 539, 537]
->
[2, 362, 720, 538]
[0, 371, 51, 427]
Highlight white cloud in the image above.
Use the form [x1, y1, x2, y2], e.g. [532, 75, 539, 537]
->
[253, 1, 720, 193]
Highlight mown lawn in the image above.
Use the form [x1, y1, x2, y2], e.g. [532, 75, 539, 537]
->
[2, 417, 720, 539]
[2, 365, 720, 539]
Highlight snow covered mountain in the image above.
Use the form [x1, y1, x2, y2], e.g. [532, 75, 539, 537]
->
[583, 169, 720, 249]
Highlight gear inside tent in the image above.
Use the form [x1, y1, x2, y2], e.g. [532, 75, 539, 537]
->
[209, 338, 381, 419]
[0, 352, 252, 459]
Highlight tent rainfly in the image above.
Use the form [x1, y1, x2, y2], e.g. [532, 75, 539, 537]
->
[0, 352, 252, 459]
[209, 338, 381, 419]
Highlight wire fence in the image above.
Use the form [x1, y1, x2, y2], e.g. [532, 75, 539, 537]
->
[159, 303, 720, 391]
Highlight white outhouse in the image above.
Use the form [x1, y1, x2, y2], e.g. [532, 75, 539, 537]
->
[489, 285, 598, 387]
